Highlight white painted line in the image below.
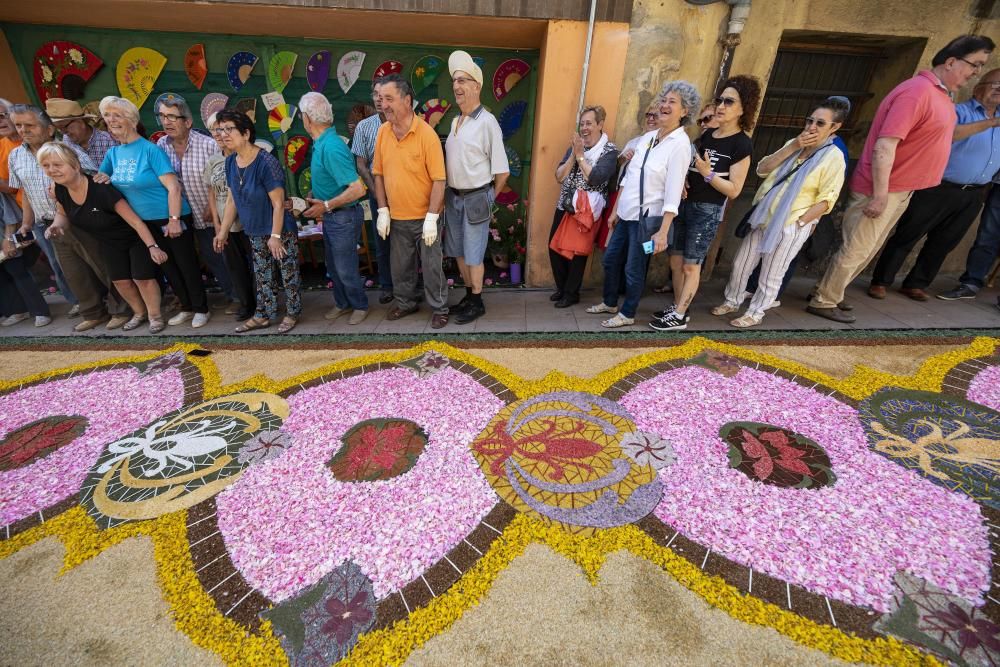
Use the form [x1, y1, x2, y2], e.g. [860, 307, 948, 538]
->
[748, 569, 753, 594]
[700, 549, 711, 570]
[399, 591, 411, 615]
[421, 574, 436, 597]
[195, 553, 226, 573]
[825, 597, 837, 627]
[225, 590, 255, 616]
[443, 555, 462, 575]
[666, 531, 679, 548]
[463, 539, 483, 556]
[481, 521, 502, 534]
[190, 530, 220, 547]
[786, 583, 792, 610]
[207, 569, 238, 593]
[187, 512, 217, 528]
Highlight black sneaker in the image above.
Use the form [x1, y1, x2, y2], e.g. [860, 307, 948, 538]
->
[649, 311, 689, 331]
[653, 304, 676, 320]
[937, 285, 977, 301]
[455, 301, 485, 324]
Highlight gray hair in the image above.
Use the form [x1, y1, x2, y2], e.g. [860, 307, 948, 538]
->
[298, 92, 334, 125]
[0, 98, 11, 112]
[9, 104, 53, 129]
[159, 97, 193, 122]
[99, 96, 141, 128]
[655, 80, 702, 126]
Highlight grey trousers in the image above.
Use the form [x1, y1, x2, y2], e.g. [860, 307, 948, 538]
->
[52, 226, 129, 320]
[389, 218, 448, 314]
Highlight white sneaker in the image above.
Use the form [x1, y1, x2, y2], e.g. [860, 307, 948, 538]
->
[168, 311, 194, 326]
[192, 312, 211, 328]
[34, 315, 52, 327]
[586, 302, 619, 314]
[1, 313, 29, 327]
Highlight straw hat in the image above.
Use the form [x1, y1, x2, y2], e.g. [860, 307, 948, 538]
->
[45, 98, 97, 122]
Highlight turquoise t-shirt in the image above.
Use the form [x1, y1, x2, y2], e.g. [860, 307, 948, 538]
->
[99, 137, 191, 221]
[310, 128, 360, 201]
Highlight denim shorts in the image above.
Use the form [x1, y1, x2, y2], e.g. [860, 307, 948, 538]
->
[669, 200, 724, 265]
[444, 187, 494, 265]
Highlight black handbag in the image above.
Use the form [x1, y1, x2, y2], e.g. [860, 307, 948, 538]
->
[734, 147, 827, 238]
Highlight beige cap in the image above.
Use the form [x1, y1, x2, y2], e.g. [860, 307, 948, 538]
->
[448, 50, 483, 87]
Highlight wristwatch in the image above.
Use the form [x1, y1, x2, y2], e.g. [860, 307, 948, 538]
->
[148, 243, 159, 249]
[169, 215, 180, 221]
[270, 233, 281, 239]
[323, 199, 332, 212]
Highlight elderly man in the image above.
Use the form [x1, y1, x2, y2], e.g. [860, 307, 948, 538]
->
[934, 69, 1000, 303]
[155, 96, 227, 318]
[351, 78, 392, 304]
[807, 34, 995, 323]
[8, 104, 130, 331]
[300, 92, 369, 325]
[444, 50, 510, 324]
[46, 98, 118, 167]
[372, 74, 449, 329]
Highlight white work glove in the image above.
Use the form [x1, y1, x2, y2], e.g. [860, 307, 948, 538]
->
[377, 207, 391, 239]
[422, 212, 439, 246]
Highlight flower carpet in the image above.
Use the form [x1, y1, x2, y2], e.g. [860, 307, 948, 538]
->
[1, 332, 999, 666]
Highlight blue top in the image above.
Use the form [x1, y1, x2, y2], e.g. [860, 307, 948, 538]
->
[224, 149, 296, 237]
[942, 98, 1000, 185]
[832, 136, 849, 166]
[310, 128, 360, 201]
[99, 137, 191, 221]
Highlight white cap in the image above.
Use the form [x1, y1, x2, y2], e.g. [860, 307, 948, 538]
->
[448, 50, 483, 87]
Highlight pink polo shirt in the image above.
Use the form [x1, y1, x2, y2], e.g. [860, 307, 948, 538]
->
[850, 70, 957, 196]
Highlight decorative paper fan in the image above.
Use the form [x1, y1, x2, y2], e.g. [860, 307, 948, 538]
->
[297, 167, 312, 198]
[33, 41, 103, 103]
[227, 51, 258, 92]
[372, 60, 402, 80]
[267, 104, 297, 141]
[233, 98, 257, 123]
[267, 51, 297, 93]
[200, 93, 229, 126]
[498, 100, 527, 140]
[153, 92, 185, 125]
[411, 55, 444, 93]
[149, 130, 167, 144]
[285, 135, 311, 173]
[184, 44, 207, 90]
[254, 139, 274, 153]
[307, 50, 331, 92]
[505, 145, 522, 178]
[116, 47, 167, 110]
[419, 98, 451, 129]
[493, 59, 530, 101]
[337, 51, 366, 94]
[494, 184, 519, 206]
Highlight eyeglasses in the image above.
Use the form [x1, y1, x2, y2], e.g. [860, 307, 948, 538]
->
[959, 57, 986, 72]
[156, 113, 185, 122]
[977, 81, 1000, 90]
[452, 77, 476, 86]
[714, 96, 739, 108]
[698, 116, 714, 125]
[215, 126, 239, 135]
[804, 117, 830, 128]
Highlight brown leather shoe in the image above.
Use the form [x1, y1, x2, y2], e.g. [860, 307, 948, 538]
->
[386, 305, 419, 321]
[867, 285, 887, 299]
[430, 313, 449, 329]
[899, 287, 929, 301]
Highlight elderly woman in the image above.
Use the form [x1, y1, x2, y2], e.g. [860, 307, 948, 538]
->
[548, 105, 619, 307]
[213, 110, 302, 334]
[203, 113, 255, 321]
[712, 96, 848, 327]
[39, 142, 169, 332]
[586, 81, 699, 328]
[651, 75, 761, 331]
[97, 96, 210, 328]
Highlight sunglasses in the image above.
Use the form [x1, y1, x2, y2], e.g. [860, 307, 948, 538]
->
[698, 116, 714, 125]
[714, 96, 739, 108]
[644, 112, 659, 119]
[804, 117, 830, 128]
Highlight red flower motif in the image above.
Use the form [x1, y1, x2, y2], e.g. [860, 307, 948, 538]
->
[721, 422, 836, 489]
[0, 416, 88, 471]
[472, 417, 602, 481]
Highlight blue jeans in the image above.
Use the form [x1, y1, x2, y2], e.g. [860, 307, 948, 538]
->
[602, 218, 656, 318]
[195, 227, 234, 300]
[33, 222, 77, 305]
[959, 186, 1000, 291]
[323, 206, 369, 311]
[669, 201, 724, 265]
[368, 194, 392, 290]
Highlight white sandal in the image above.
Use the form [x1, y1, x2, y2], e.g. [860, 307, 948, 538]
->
[730, 314, 763, 328]
[122, 313, 147, 332]
[586, 303, 619, 315]
[711, 303, 740, 316]
[601, 313, 635, 328]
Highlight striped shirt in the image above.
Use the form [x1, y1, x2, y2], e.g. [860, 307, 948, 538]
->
[7, 140, 96, 221]
[65, 128, 119, 168]
[157, 131, 219, 229]
[351, 113, 384, 166]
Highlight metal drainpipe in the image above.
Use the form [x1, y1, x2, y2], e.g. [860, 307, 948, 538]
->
[577, 0, 599, 120]
[714, 0, 752, 95]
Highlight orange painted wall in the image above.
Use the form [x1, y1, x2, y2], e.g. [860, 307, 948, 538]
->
[525, 20, 630, 286]
[0, 31, 28, 102]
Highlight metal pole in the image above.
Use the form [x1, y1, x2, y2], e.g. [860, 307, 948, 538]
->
[577, 0, 598, 120]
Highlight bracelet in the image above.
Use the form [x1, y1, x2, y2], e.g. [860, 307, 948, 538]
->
[704, 171, 716, 183]
[323, 199, 331, 212]
[270, 233, 281, 239]
[168, 215, 180, 221]
[148, 243, 159, 249]
[576, 156, 585, 163]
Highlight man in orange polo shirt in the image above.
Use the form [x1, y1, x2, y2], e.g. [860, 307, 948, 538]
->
[0, 98, 24, 209]
[373, 74, 450, 329]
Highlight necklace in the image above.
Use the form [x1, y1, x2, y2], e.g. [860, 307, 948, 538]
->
[235, 148, 257, 189]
